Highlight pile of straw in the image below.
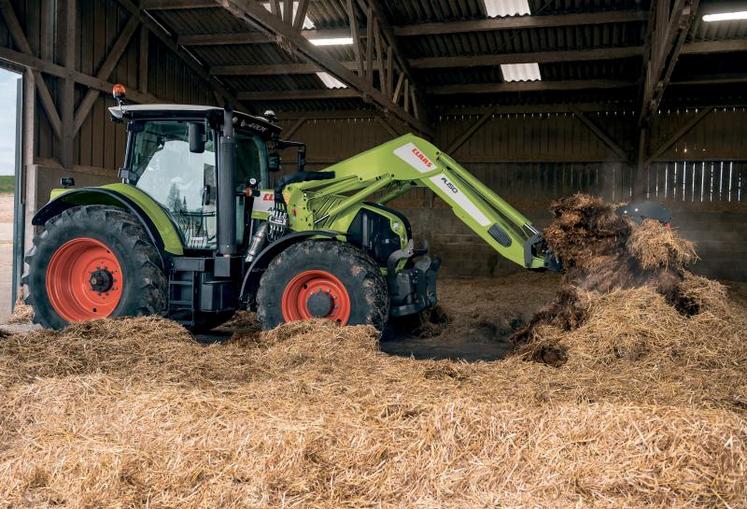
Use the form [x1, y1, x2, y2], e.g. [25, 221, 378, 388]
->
[0, 194, 745, 506]
[1, 285, 746, 507]
[7, 288, 33, 324]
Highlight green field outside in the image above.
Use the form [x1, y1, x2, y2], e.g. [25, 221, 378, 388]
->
[0, 175, 13, 194]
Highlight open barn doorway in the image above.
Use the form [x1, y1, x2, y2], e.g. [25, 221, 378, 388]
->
[0, 66, 21, 322]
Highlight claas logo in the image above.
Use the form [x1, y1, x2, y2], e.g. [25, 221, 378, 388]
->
[411, 147, 433, 169]
[262, 193, 273, 201]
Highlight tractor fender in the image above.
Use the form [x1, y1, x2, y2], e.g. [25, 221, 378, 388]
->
[239, 230, 344, 308]
[32, 187, 184, 261]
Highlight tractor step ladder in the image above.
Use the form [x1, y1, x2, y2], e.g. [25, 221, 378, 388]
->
[168, 271, 199, 328]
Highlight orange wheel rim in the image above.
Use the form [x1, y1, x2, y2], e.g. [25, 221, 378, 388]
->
[46, 237, 124, 322]
[281, 270, 351, 324]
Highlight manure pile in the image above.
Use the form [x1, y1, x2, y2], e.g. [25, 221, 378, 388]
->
[511, 194, 705, 364]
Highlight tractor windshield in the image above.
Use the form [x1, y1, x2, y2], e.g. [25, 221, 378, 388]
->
[129, 119, 217, 249]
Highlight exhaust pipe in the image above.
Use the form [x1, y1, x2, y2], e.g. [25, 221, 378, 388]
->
[218, 107, 237, 256]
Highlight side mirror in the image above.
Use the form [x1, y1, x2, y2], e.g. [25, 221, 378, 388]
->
[188, 122, 206, 153]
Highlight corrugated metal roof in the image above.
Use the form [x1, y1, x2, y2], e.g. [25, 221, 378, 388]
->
[526, 0, 647, 15]
[689, 16, 747, 41]
[136, 0, 745, 112]
[149, 7, 250, 35]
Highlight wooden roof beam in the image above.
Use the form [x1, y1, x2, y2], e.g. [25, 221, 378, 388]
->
[394, 10, 648, 36]
[178, 27, 356, 46]
[240, 79, 636, 100]
[670, 73, 747, 86]
[681, 39, 747, 54]
[217, 0, 430, 135]
[429, 80, 635, 95]
[177, 10, 647, 46]
[238, 88, 361, 100]
[213, 47, 645, 76]
[142, 0, 216, 9]
[410, 46, 644, 69]
[114, 0, 241, 108]
[639, 0, 699, 125]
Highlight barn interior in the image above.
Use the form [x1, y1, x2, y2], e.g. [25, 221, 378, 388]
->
[0, 0, 746, 506]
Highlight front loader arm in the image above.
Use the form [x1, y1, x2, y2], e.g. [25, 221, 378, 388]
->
[285, 134, 556, 270]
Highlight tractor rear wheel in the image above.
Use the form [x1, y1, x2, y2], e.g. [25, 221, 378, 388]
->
[256, 240, 388, 331]
[24, 205, 167, 329]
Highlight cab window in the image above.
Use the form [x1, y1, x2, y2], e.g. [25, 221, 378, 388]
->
[129, 120, 217, 249]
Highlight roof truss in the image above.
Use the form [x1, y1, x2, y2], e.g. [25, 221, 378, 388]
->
[215, 0, 429, 135]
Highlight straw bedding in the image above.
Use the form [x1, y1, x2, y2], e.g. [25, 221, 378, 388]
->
[7, 288, 33, 325]
[1, 289, 746, 506]
[1, 195, 746, 507]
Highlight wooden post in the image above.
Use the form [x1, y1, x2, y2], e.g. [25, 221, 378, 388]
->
[61, 0, 77, 169]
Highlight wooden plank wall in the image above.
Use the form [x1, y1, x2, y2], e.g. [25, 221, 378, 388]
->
[0, 0, 218, 178]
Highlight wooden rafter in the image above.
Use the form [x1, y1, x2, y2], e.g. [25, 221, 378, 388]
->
[114, 0, 240, 107]
[237, 78, 638, 100]
[213, 47, 644, 76]
[411, 46, 644, 69]
[217, 0, 430, 135]
[682, 39, 747, 54]
[142, 0, 215, 8]
[393, 10, 648, 36]
[430, 80, 635, 95]
[177, 27, 349, 46]
[639, 0, 700, 125]
[238, 89, 360, 101]
[366, 0, 425, 118]
[173, 10, 647, 45]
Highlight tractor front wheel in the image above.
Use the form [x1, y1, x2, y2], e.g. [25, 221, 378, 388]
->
[24, 205, 167, 329]
[256, 240, 388, 331]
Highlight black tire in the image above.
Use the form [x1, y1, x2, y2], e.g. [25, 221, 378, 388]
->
[256, 240, 389, 331]
[23, 205, 167, 329]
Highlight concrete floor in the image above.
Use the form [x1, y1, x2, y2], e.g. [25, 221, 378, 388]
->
[0, 194, 13, 321]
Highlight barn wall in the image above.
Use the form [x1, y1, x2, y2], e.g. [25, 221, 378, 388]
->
[0, 0, 219, 223]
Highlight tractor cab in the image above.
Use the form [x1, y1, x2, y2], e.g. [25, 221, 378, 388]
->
[110, 103, 282, 252]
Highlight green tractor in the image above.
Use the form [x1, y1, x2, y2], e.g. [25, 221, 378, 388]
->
[24, 91, 563, 332]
